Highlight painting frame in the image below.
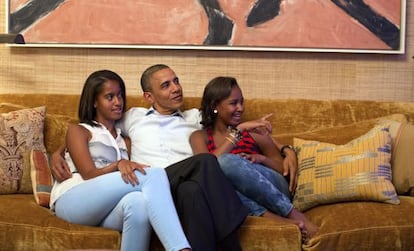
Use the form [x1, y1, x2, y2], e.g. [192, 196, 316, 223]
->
[6, 0, 407, 54]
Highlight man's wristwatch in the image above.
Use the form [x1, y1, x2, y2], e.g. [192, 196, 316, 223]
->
[280, 144, 294, 158]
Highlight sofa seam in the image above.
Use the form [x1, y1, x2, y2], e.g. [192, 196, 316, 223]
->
[0, 221, 118, 236]
[315, 224, 414, 239]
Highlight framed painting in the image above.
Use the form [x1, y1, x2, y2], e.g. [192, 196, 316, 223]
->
[6, 0, 406, 54]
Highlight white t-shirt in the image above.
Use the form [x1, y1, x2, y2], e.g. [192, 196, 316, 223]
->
[119, 107, 202, 168]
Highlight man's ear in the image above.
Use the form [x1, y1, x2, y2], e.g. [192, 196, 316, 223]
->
[143, 92, 154, 104]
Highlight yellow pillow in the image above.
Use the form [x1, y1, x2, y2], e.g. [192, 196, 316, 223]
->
[293, 125, 399, 212]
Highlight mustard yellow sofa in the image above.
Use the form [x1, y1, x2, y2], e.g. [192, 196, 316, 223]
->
[1, 93, 414, 251]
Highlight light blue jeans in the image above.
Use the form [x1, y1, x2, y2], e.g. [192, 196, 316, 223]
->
[218, 154, 293, 217]
[54, 168, 190, 251]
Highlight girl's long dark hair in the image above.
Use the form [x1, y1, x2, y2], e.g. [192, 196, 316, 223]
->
[78, 70, 126, 126]
[200, 76, 239, 128]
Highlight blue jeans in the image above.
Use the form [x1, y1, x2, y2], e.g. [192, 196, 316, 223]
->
[218, 154, 293, 217]
[54, 168, 190, 251]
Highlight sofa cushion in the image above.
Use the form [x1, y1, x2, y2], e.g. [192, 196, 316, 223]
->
[392, 122, 414, 195]
[293, 125, 399, 211]
[0, 106, 46, 194]
[0, 194, 121, 250]
[304, 196, 414, 251]
[30, 150, 53, 207]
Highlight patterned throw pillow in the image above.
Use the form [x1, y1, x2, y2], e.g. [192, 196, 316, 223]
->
[293, 125, 400, 212]
[30, 150, 53, 207]
[0, 106, 46, 194]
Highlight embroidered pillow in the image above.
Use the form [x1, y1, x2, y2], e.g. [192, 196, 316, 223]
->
[0, 106, 46, 194]
[30, 150, 53, 207]
[293, 125, 399, 212]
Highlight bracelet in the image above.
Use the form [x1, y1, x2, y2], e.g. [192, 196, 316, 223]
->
[228, 127, 242, 143]
[225, 136, 237, 147]
[280, 145, 294, 158]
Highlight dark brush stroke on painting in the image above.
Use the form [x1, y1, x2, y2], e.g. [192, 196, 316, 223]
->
[331, 0, 400, 50]
[9, 0, 66, 34]
[198, 0, 234, 45]
[247, 0, 282, 27]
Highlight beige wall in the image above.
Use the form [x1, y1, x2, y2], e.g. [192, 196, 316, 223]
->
[1, 1, 413, 102]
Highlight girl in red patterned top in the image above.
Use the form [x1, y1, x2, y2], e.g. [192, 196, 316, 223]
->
[190, 76, 318, 243]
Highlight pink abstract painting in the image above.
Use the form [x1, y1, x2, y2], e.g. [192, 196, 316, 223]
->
[7, 0, 405, 53]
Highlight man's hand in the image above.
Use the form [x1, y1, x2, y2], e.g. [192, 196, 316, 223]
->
[50, 151, 72, 182]
[282, 149, 298, 194]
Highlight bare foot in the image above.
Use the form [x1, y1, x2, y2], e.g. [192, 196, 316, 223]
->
[287, 208, 319, 244]
[262, 211, 309, 242]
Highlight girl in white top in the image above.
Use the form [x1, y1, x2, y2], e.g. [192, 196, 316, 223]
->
[50, 70, 190, 251]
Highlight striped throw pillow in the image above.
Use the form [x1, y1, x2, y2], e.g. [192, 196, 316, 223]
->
[30, 150, 53, 208]
[293, 125, 399, 211]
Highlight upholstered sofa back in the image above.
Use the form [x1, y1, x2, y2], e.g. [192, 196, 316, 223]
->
[1, 93, 413, 151]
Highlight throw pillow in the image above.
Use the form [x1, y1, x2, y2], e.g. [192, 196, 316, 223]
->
[293, 125, 400, 212]
[0, 106, 46, 194]
[391, 122, 414, 195]
[30, 149, 53, 207]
